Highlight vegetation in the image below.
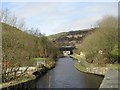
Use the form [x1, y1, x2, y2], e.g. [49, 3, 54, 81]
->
[32, 58, 49, 61]
[0, 8, 26, 30]
[2, 23, 57, 66]
[1, 8, 119, 86]
[1, 8, 58, 83]
[71, 53, 120, 76]
[74, 63, 86, 72]
[48, 32, 67, 40]
[75, 16, 118, 66]
[48, 28, 94, 47]
[32, 57, 56, 69]
[107, 64, 120, 70]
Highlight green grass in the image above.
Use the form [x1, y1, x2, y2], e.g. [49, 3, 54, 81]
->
[107, 64, 120, 70]
[72, 53, 120, 73]
[70, 54, 84, 61]
[32, 58, 49, 61]
[71, 54, 91, 67]
[48, 32, 67, 40]
[74, 62, 86, 72]
[71, 54, 88, 72]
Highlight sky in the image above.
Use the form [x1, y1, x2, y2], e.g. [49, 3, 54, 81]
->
[1, 0, 118, 36]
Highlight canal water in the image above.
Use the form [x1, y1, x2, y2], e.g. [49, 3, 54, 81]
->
[36, 57, 103, 88]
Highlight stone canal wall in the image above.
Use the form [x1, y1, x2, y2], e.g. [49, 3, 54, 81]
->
[2, 79, 36, 90]
[99, 69, 119, 89]
[72, 54, 119, 89]
[1, 66, 49, 90]
[86, 67, 108, 75]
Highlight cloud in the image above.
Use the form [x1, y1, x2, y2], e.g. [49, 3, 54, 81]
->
[2, 0, 119, 2]
[52, 15, 102, 34]
[12, 3, 52, 18]
[6, 2, 118, 18]
[48, 2, 118, 35]
[2, 2, 118, 35]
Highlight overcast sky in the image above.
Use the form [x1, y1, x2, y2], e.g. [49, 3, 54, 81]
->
[2, 1, 118, 35]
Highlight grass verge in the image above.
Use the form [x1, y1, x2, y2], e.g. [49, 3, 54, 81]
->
[71, 54, 88, 72]
[32, 58, 49, 61]
[71, 53, 120, 73]
[74, 62, 86, 72]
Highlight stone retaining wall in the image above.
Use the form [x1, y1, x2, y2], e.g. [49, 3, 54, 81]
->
[99, 69, 119, 89]
[2, 79, 36, 90]
[86, 67, 108, 75]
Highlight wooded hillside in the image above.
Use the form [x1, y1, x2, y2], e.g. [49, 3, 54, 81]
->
[2, 23, 57, 67]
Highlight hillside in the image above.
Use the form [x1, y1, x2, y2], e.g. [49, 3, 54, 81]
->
[2, 23, 34, 66]
[48, 28, 96, 47]
[48, 32, 67, 40]
[2, 23, 57, 66]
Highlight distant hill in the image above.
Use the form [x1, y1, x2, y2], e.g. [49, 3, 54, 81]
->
[48, 28, 96, 47]
[48, 32, 67, 40]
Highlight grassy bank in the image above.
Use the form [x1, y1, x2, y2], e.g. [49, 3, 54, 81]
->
[74, 62, 86, 72]
[33, 57, 56, 69]
[32, 58, 49, 61]
[71, 54, 89, 73]
[71, 54, 119, 75]
[107, 64, 120, 70]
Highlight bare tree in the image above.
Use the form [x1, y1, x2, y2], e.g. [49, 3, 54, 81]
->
[0, 8, 26, 31]
[0, 9, 2, 22]
[17, 18, 26, 30]
[0, 8, 10, 23]
[8, 14, 18, 27]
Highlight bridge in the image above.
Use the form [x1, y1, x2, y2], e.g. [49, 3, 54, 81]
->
[59, 46, 76, 55]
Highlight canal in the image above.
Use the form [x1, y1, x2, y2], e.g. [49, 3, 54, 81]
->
[36, 56, 103, 88]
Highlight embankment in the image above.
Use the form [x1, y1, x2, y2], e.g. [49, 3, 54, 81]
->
[1, 63, 56, 90]
[71, 54, 119, 89]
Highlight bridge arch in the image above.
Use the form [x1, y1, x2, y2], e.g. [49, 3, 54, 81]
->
[59, 46, 75, 55]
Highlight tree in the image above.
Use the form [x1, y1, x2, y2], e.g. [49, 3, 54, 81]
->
[8, 14, 18, 27]
[0, 8, 26, 31]
[16, 18, 26, 30]
[77, 16, 118, 65]
[0, 8, 10, 23]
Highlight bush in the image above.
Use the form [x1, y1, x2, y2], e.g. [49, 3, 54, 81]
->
[77, 16, 118, 65]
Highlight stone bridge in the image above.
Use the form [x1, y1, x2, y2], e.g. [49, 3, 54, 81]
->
[59, 46, 76, 55]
